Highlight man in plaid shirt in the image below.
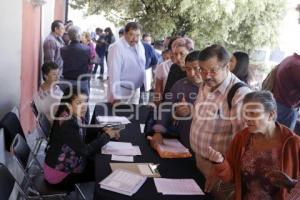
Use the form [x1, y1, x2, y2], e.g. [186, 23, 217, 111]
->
[189, 45, 251, 199]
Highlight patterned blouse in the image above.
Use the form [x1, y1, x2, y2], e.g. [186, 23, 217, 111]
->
[241, 134, 281, 200]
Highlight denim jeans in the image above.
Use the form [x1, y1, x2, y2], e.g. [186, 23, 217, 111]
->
[276, 101, 299, 131]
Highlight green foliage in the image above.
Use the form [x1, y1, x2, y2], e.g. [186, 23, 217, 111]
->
[69, 0, 286, 52]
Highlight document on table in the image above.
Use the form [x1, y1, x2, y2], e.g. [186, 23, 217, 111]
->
[99, 169, 147, 196]
[111, 155, 134, 162]
[154, 178, 204, 195]
[155, 139, 192, 158]
[102, 141, 142, 156]
[110, 163, 161, 178]
[96, 116, 131, 124]
[105, 141, 132, 150]
[158, 139, 189, 153]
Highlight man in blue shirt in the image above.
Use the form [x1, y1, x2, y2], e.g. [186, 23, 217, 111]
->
[148, 51, 202, 149]
[107, 22, 146, 104]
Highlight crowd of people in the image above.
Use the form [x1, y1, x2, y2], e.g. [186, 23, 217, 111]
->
[33, 19, 300, 200]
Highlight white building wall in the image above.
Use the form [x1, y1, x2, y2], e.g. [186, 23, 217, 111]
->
[41, 0, 56, 58]
[0, 0, 22, 119]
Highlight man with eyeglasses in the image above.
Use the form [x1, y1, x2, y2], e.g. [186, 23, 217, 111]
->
[107, 22, 146, 104]
[189, 44, 251, 199]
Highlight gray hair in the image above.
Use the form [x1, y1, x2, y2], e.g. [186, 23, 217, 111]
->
[68, 26, 81, 41]
[243, 91, 277, 118]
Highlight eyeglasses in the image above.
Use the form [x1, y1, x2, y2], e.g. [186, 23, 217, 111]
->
[199, 65, 224, 76]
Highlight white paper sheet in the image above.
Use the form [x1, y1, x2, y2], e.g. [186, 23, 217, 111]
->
[104, 141, 133, 150]
[96, 116, 131, 124]
[102, 145, 142, 156]
[158, 139, 190, 153]
[137, 164, 153, 176]
[100, 169, 147, 196]
[111, 155, 134, 162]
[154, 178, 204, 195]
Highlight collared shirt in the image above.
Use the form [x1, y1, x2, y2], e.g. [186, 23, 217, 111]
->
[274, 53, 300, 108]
[107, 37, 146, 101]
[190, 72, 251, 158]
[43, 33, 65, 69]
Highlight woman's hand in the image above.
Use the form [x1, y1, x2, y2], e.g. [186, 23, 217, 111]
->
[104, 127, 120, 140]
[206, 146, 224, 164]
[266, 170, 297, 190]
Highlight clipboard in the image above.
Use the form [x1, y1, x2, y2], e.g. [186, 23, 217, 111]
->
[110, 163, 161, 178]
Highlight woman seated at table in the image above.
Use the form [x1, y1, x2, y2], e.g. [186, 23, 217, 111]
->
[44, 87, 120, 186]
[205, 91, 300, 200]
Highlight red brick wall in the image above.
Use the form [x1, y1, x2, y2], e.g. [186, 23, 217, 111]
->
[20, 0, 41, 133]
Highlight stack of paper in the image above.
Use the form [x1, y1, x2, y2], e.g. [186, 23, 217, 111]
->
[100, 169, 147, 196]
[156, 139, 192, 158]
[154, 178, 204, 195]
[102, 141, 142, 156]
[96, 116, 131, 125]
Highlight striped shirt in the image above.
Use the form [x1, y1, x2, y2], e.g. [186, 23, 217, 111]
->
[190, 72, 251, 160]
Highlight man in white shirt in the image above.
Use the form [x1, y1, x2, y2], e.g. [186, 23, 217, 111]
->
[107, 22, 146, 104]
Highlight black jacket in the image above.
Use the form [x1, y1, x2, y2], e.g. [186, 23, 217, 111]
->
[61, 41, 90, 80]
[45, 116, 110, 173]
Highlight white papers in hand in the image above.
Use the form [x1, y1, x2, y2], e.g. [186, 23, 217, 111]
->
[158, 139, 190, 153]
[96, 116, 131, 124]
[154, 178, 204, 195]
[100, 169, 147, 196]
[111, 155, 134, 162]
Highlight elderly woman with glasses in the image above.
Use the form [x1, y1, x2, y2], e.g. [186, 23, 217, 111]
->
[206, 91, 300, 200]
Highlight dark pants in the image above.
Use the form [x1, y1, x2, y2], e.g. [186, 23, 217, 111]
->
[93, 55, 105, 77]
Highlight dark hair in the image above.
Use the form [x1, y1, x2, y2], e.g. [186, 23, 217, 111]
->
[41, 62, 59, 81]
[185, 50, 201, 63]
[153, 40, 164, 50]
[104, 27, 113, 35]
[243, 91, 277, 119]
[65, 20, 73, 26]
[231, 51, 249, 84]
[162, 49, 170, 55]
[95, 28, 103, 33]
[55, 87, 88, 118]
[142, 33, 151, 40]
[198, 44, 230, 66]
[51, 20, 63, 32]
[118, 28, 124, 35]
[124, 22, 142, 33]
[167, 36, 181, 50]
